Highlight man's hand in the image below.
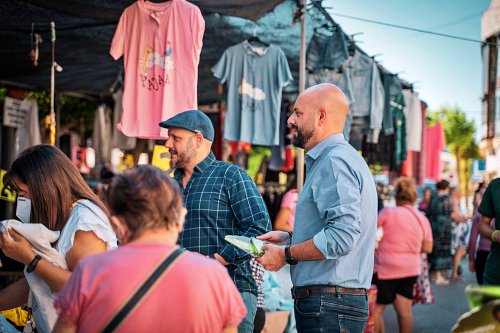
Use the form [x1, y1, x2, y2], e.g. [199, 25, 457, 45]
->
[0, 229, 36, 265]
[257, 231, 290, 245]
[255, 243, 286, 271]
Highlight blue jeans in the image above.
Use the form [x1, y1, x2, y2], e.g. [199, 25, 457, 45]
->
[294, 293, 369, 333]
[238, 292, 257, 333]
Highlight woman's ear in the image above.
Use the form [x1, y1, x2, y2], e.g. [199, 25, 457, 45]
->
[110, 216, 130, 244]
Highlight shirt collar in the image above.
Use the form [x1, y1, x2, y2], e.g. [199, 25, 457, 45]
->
[242, 40, 269, 56]
[306, 134, 345, 162]
[194, 152, 216, 173]
[174, 152, 216, 183]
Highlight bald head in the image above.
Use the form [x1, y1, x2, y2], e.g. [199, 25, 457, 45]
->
[288, 83, 349, 150]
[302, 83, 349, 129]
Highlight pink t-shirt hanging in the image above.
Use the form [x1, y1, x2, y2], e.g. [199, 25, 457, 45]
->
[110, 0, 205, 139]
[425, 122, 445, 181]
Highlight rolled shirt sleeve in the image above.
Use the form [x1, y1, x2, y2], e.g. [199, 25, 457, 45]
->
[312, 156, 362, 259]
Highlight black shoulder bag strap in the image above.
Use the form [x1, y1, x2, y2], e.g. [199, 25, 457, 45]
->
[101, 247, 187, 333]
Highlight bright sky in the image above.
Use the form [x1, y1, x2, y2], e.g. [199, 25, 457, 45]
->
[323, 0, 491, 141]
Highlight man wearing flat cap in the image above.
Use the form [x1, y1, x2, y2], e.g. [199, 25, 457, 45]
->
[160, 110, 271, 333]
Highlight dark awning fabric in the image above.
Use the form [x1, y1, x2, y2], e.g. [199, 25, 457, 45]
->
[0, 0, 296, 102]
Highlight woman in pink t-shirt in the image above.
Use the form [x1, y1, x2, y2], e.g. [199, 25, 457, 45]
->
[274, 189, 299, 232]
[373, 178, 433, 333]
[53, 166, 246, 333]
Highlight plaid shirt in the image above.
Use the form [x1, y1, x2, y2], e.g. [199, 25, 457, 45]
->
[175, 152, 271, 296]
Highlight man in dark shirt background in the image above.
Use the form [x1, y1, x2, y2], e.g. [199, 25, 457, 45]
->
[478, 178, 500, 286]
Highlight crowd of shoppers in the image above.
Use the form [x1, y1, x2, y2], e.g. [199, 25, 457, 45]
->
[0, 83, 497, 333]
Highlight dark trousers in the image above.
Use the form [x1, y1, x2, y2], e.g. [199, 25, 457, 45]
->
[475, 250, 490, 285]
[253, 307, 266, 333]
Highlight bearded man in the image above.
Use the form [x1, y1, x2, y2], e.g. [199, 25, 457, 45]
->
[256, 84, 378, 333]
[159, 110, 271, 333]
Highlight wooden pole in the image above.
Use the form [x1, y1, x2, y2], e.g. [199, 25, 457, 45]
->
[297, 0, 306, 192]
[49, 22, 56, 145]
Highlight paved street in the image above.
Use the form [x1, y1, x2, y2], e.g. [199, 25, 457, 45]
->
[383, 260, 474, 333]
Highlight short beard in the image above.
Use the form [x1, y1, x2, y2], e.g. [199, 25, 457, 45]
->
[170, 140, 195, 170]
[292, 126, 313, 149]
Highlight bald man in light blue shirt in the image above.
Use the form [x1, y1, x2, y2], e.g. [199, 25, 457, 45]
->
[257, 83, 377, 333]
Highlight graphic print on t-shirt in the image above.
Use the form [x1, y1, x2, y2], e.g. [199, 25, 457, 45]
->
[239, 79, 266, 100]
[239, 78, 266, 113]
[139, 42, 174, 91]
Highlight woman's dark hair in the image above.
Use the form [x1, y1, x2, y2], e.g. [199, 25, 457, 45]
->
[4, 144, 109, 230]
[436, 179, 450, 190]
[395, 177, 417, 205]
[106, 165, 183, 239]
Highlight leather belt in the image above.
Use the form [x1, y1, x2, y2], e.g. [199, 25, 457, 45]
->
[292, 285, 367, 299]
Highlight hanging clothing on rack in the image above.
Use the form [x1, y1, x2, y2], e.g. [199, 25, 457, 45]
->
[212, 41, 293, 146]
[381, 72, 402, 135]
[391, 94, 407, 169]
[306, 66, 354, 140]
[16, 97, 41, 155]
[425, 122, 446, 181]
[403, 89, 423, 152]
[269, 98, 292, 172]
[112, 88, 137, 150]
[110, 0, 205, 139]
[412, 101, 428, 185]
[348, 50, 385, 144]
[92, 104, 113, 166]
[306, 29, 348, 71]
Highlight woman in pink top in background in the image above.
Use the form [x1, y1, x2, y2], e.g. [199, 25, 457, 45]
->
[273, 189, 299, 232]
[373, 178, 433, 333]
[52, 166, 246, 333]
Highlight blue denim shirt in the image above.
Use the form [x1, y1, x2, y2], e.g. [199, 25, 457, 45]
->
[175, 152, 271, 295]
[291, 134, 377, 289]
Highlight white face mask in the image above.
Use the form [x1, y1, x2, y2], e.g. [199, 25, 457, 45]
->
[16, 197, 32, 223]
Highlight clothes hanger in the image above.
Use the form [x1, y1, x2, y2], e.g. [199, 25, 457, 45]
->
[247, 24, 269, 47]
[347, 32, 362, 57]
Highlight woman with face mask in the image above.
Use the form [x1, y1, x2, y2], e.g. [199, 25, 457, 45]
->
[0, 144, 117, 333]
[52, 165, 247, 333]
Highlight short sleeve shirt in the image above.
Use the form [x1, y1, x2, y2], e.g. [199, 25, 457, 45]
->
[110, 0, 205, 139]
[375, 205, 432, 279]
[54, 244, 246, 332]
[478, 178, 500, 285]
[56, 200, 118, 257]
[212, 41, 293, 146]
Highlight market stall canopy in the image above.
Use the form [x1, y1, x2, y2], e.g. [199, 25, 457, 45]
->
[481, 0, 500, 40]
[0, 0, 308, 102]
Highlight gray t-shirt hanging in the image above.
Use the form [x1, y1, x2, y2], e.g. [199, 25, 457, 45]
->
[212, 41, 293, 146]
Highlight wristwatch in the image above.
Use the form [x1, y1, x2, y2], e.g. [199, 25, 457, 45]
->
[26, 254, 42, 273]
[284, 245, 298, 265]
